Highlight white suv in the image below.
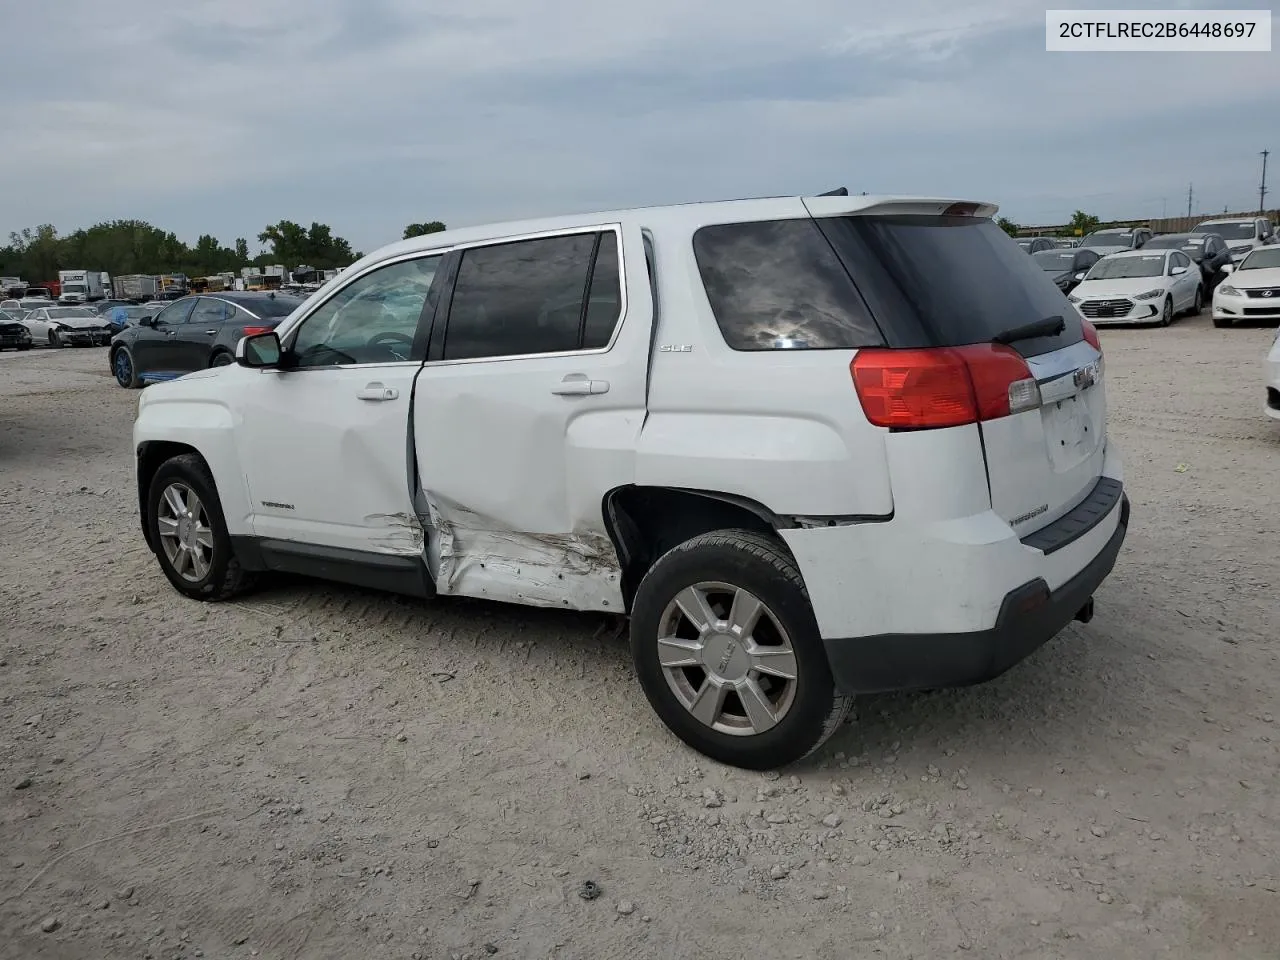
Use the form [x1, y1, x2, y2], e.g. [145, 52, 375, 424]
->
[1192, 216, 1276, 263]
[132, 193, 1129, 769]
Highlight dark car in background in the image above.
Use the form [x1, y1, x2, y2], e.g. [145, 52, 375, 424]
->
[0, 310, 33, 350]
[1015, 236, 1058, 254]
[1031, 247, 1102, 294]
[103, 302, 165, 334]
[108, 292, 303, 388]
[1143, 232, 1232, 293]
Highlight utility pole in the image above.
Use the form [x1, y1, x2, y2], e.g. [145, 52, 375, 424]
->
[1186, 183, 1193, 218]
[1261, 149, 1270, 214]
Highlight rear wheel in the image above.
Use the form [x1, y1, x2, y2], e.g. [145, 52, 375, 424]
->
[630, 529, 850, 769]
[1160, 297, 1173, 326]
[209, 350, 233, 367]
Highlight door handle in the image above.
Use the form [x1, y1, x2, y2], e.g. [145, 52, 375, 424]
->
[551, 375, 609, 396]
[356, 383, 398, 401]
[204, 329, 218, 335]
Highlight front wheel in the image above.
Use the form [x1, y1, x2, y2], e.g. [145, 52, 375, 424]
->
[47, 330, 62, 347]
[630, 529, 851, 769]
[1160, 297, 1173, 326]
[112, 346, 140, 388]
[147, 454, 252, 601]
[1190, 286, 1202, 316]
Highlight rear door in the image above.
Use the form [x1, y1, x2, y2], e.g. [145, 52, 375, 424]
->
[411, 224, 651, 609]
[811, 207, 1107, 534]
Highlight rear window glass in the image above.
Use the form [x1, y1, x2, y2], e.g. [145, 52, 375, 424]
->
[692, 219, 883, 351]
[814, 215, 1084, 358]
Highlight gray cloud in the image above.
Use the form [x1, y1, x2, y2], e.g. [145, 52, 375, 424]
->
[2, 0, 1276, 254]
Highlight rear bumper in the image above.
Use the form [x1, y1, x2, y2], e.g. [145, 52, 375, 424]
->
[822, 493, 1129, 694]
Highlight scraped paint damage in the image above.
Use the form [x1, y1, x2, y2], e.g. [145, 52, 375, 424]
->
[362, 511, 426, 555]
[419, 491, 624, 611]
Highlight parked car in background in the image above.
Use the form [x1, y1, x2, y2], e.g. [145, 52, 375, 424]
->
[1069, 248, 1201, 326]
[0, 310, 33, 350]
[109, 291, 302, 387]
[1, 298, 57, 316]
[1265, 323, 1280, 421]
[1192, 217, 1276, 263]
[103, 303, 165, 334]
[23, 287, 52, 300]
[1015, 236, 1058, 254]
[1079, 227, 1153, 256]
[129, 193, 1128, 769]
[1143, 232, 1233, 293]
[89, 299, 136, 317]
[21, 306, 114, 346]
[1211, 246, 1280, 329]
[1057, 238, 1082, 248]
[1032, 247, 1101, 294]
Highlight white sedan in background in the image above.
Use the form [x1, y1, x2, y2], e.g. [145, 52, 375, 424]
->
[21, 306, 114, 347]
[1068, 249, 1202, 326]
[1266, 330, 1280, 421]
[1212, 246, 1280, 329]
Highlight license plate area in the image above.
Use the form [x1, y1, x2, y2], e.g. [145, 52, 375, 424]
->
[1043, 393, 1095, 470]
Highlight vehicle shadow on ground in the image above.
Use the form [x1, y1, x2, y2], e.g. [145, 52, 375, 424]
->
[241, 571, 1148, 774]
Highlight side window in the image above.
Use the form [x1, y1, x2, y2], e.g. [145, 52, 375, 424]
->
[582, 233, 623, 349]
[190, 299, 227, 324]
[154, 298, 195, 325]
[290, 255, 441, 368]
[442, 233, 597, 361]
[693, 219, 881, 351]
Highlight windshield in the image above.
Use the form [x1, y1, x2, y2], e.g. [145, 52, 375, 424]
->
[1081, 232, 1134, 249]
[243, 296, 302, 318]
[1085, 255, 1166, 280]
[1033, 251, 1077, 271]
[1194, 221, 1255, 241]
[1238, 248, 1280, 270]
[1015, 239, 1033, 249]
[49, 307, 98, 319]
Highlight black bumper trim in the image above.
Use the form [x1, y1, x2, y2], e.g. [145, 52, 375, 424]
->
[1020, 476, 1123, 555]
[822, 493, 1129, 696]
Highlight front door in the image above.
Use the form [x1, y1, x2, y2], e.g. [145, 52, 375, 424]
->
[411, 225, 652, 611]
[172, 297, 228, 371]
[134, 297, 196, 378]
[236, 252, 445, 554]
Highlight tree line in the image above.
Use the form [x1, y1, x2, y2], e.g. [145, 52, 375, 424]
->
[997, 210, 1103, 238]
[0, 218, 449, 283]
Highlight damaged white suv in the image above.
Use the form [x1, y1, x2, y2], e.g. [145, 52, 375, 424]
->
[133, 192, 1129, 769]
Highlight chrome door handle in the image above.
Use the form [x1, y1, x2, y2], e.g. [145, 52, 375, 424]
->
[356, 383, 398, 401]
[551, 375, 609, 396]
[204, 329, 218, 335]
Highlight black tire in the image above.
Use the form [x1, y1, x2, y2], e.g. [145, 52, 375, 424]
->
[1189, 286, 1202, 316]
[47, 330, 61, 347]
[146, 453, 252, 601]
[1160, 297, 1173, 326]
[630, 529, 851, 770]
[209, 350, 233, 367]
[17, 344, 30, 351]
[111, 346, 140, 388]
[1212, 315, 1232, 328]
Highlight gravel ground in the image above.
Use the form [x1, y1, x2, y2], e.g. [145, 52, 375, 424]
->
[1, 315, 1277, 960]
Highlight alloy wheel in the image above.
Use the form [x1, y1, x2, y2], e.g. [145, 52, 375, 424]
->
[656, 582, 799, 736]
[156, 482, 215, 582]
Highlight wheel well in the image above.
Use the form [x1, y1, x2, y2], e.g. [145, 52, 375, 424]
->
[604, 486, 785, 612]
[136, 441, 205, 550]
[209, 348, 232, 363]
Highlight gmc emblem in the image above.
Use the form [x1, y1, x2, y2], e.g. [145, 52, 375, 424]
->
[1073, 363, 1099, 390]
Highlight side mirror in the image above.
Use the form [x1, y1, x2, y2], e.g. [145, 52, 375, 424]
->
[237, 331, 282, 368]
[1221, 263, 1234, 275]
[1171, 266, 1188, 275]
[1074, 272, 1086, 281]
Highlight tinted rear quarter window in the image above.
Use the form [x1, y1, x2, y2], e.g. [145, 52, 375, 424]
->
[693, 219, 882, 351]
[814, 215, 1084, 358]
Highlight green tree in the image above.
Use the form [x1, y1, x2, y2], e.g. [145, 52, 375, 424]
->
[403, 221, 446, 239]
[257, 220, 355, 269]
[996, 217, 1019, 237]
[234, 238, 250, 262]
[1069, 210, 1100, 237]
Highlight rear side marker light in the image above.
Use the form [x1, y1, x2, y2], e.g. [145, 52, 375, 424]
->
[1080, 317, 1101, 353]
[851, 344, 1042, 430]
[241, 326, 272, 337]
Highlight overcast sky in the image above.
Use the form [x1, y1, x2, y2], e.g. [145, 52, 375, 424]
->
[2, 0, 1276, 255]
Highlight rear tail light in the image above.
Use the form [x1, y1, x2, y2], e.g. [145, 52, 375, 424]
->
[851, 344, 1041, 430]
[1080, 317, 1101, 353]
[241, 325, 272, 337]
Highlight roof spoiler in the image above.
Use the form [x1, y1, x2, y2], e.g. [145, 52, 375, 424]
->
[817, 187, 849, 197]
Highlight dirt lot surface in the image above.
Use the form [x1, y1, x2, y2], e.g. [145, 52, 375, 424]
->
[1, 316, 1277, 960]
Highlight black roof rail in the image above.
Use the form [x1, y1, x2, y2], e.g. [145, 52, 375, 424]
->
[817, 187, 849, 197]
